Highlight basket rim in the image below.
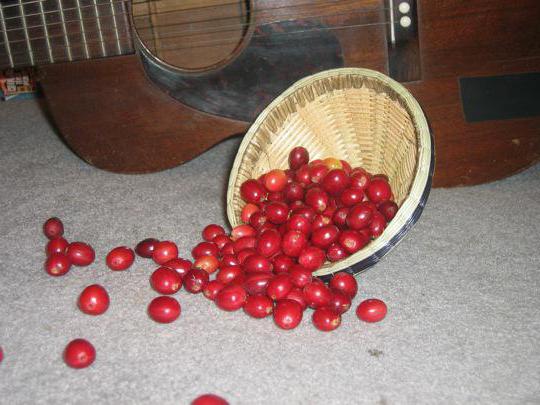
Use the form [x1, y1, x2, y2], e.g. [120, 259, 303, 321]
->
[227, 67, 434, 277]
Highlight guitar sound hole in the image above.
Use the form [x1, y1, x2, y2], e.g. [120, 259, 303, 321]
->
[131, 0, 252, 72]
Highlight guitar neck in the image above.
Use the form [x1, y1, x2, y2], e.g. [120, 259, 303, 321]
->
[0, 0, 134, 69]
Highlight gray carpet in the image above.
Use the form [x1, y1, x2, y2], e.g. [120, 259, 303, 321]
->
[0, 99, 539, 405]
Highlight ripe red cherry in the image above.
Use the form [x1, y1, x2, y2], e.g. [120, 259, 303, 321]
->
[213, 234, 232, 250]
[148, 296, 181, 323]
[220, 254, 239, 268]
[332, 207, 350, 229]
[289, 265, 313, 288]
[45, 253, 71, 276]
[243, 254, 272, 273]
[135, 238, 159, 258]
[273, 299, 303, 330]
[305, 188, 329, 213]
[312, 307, 341, 332]
[338, 230, 369, 254]
[237, 248, 256, 264]
[356, 298, 387, 322]
[292, 206, 316, 222]
[287, 214, 312, 235]
[66, 242, 95, 266]
[322, 157, 342, 170]
[340, 159, 352, 174]
[378, 200, 399, 221]
[265, 202, 289, 224]
[194, 255, 220, 274]
[244, 272, 273, 295]
[267, 191, 285, 202]
[192, 242, 219, 259]
[369, 211, 387, 238]
[249, 211, 268, 230]
[231, 224, 256, 241]
[256, 229, 281, 257]
[240, 179, 266, 203]
[281, 230, 308, 257]
[303, 281, 332, 308]
[202, 224, 225, 242]
[46, 237, 69, 255]
[241, 203, 260, 223]
[311, 214, 331, 231]
[163, 258, 192, 279]
[350, 168, 371, 190]
[203, 280, 225, 301]
[298, 246, 326, 272]
[346, 202, 373, 230]
[283, 182, 304, 202]
[311, 225, 340, 249]
[264, 169, 288, 192]
[191, 394, 229, 405]
[43, 217, 64, 239]
[340, 187, 364, 207]
[309, 164, 329, 183]
[221, 242, 236, 257]
[183, 268, 209, 294]
[244, 294, 273, 318]
[295, 164, 311, 186]
[106, 246, 135, 271]
[215, 284, 247, 311]
[321, 169, 350, 196]
[266, 274, 293, 301]
[78, 284, 110, 315]
[216, 265, 244, 285]
[272, 254, 294, 274]
[288, 146, 309, 170]
[329, 272, 358, 298]
[366, 179, 392, 203]
[150, 267, 182, 294]
[326, 243, 349, 262]
[322, 198, 338, 218]
[285, 287, 307, 310]
[152, 241, 178, 265]
[63, 339, 95, 369]
[328, 292, 352, 314]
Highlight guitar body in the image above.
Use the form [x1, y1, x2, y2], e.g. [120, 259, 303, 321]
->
[38, 0, 540, 187]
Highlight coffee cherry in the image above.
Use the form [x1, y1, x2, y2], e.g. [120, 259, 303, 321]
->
[256, 229, 281, 257]
[350, 168, 371, 190]
[243, 272, 273, 295]
[312, 307, 341, 332]
[295, 164, 311, 186]
[241, 203, 260, 223]
[183, 268, 209, 294]
[346, 203, 374, 230]
[202, 224, 225, 242]
[369, 211, 387, 238]
[298, 246, 325, 272]
[321, 169, 350, 196]
[264, 169, 288, 192]
[328, 292, 352, 314]
[43, 217, 64, 239]
[303, 280, 332, 308]
[249, 211, 268, 230]
[46, 237, 69, 256]
[338, 230, 369, 254]
[163, 258, 192, 279]
[191, 394, 229, 405]
[45, 253, 71, 276]
[340, 187, 364, 207]
[288, 147, 309, 170]
[323, 157, 342, 170]
[78, 284, 110, 315]
[366, 179, 392, 203]
[244, 294, 273, 318]
[332, 207, 350, 229]
[240, 179, 266, 203]
[194, 255, 220, 274]
[283, 182, 304, 202]
[281, 230, 308, 258]
[215, 284, 247, 311]
[356, 298, 387, 323]
[243, 254, 273, 273]
[135, 238, 159, 258]
[64, 339, 95, 368]
[265, 202, 289, 224]
[66, 242, 95, 266]
[266, 274, 293, 301]
[237, 248, 256, 264]
[272, 254, 294, 274]
[378, 200, 399, 221]
[311, 225, 340, 249]
[203, 280, 225, 301]
[292, 206, 316, 222]
[326, 243, 349, 262]
[273, 299, 303, 330]
[231, 224, 256, 241]
[220, 254, 240, 268]
[233, 236, 257, 254]
[287, 214, 312, 235]
[329, 272, 358, 298]
[311, 214, 331, 231]
[148, 296, 181, 323]
[304, 188, 329, 213]
[152, 241, 178, 265]
[106, 246, 135, 271]
[289, 265, 313, 288]
[285, 287, 307, 310]
[192, 242, 219, 259]
[213, 234, 232, 250]
[216, 265, 244, 285]
[150, 267, 182, 294]
[309, 164, 329, 183]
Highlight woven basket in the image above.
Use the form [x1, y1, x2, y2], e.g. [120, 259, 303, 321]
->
[227, 68, 434, 280]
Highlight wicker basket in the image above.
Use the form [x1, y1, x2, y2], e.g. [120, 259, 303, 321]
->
[227, 68, 434, 280]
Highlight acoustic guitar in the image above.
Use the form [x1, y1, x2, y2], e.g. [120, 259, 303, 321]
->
[1, 0, 539, 187]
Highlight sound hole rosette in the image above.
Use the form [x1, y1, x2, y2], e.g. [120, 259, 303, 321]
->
[227, 68, 434, 280]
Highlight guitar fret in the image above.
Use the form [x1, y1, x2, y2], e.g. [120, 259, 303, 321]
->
[108, 0, 122, 54]
[18, 0, 35, 65]
[74, 0, 90, 58]
[39, 0, 54, 63]
[56, 0, 73, 61]
[92, 0, 106, 57]
[0, 3, 15, 67]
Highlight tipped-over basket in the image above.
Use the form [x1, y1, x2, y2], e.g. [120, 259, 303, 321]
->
[227, 68, 434, 280]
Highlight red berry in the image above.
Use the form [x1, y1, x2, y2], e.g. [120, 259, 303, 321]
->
[289, 265, 313, 288]
[321, 169, 350, 196]
[244, 294, 273, 318]
[163, 258, 192, 279]
[309, 164, 329, 183]
[135, 238, 159, 258]
[366, 179, 392, 203]
[298, 246, 326, 272]
[45, 253, 71, 276]
[66, 242, 95, 266]
[287, 214, 312, 235]
[237, 248, 256, 264]
[240, 179, 266, 203]
[285, 287, 307, 310]
[148, 296, 181, 323]
[202, 224, 225, 242]
[150, 267, 182, 294]
[267, 191, 285, 202]
[281, 230, 308, 258]
[283, 182, 304, 202]
[340, 160, 352, 174]
[322, 157, 342, 170]
[191, 394, 229, 405]
[241, 203, 260, 224]
[322, 198, 338, 218]
[326, 243, 349, 262]
[249, 211, 268, 230]
[272, 254, 294, 274]
[295, 164, 311, 186]
[273, 299, 303, 330]
[194, 255, 220, 274]
[292, 206, 316, 222]
[220, 254, 239, 268]
[346, 203, 374, 230]
[203, 280, 225, 301]
[303, 281, 332, 308]
[243, 272, 273, 295]
[338, 230, 369, 254]
[216, 265, 244, 285]
[328, 292, 352, 314]
[43, 217, 64, 239]
[215, 284, 247, 311]
[264, 169, 288, 192]
[289, 146, 309, 170]
[332, 207, 350, 229]
[152, 241, 178, 265]
[221, 242, 236, 256]
[192, 242, 219, 259]
[329, 272, 358, 298]
[243, 254, 273, 273]
[311, 225, 340, 249]
[266, 274, 293, 301]
[305, 188, 329, 213]
[231, 224, 256, 241]
[106, 246, 135, 271]
[64, 339, 95, 369]
[183, 268, 209, 294]
[356, 298, 387, 322]
[311, 214, 331, 231]
[46, 237, 69, 256]
[350, 168, 371, 190]
[213, 234, 232, 250]
[256, 229, 281, 257]
[369, 211, 387, 238]
[265, 202, 289, 224]
[378, 200, 399, 221]
[312, 307, 341, 331]
[340, 187, 364, 207]
[78, 284, 110, 315]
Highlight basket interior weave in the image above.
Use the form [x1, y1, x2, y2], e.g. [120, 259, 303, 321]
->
[227, 69, 431, 276]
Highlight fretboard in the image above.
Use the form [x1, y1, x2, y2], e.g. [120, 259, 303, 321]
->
[0, 0, 134, 69]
